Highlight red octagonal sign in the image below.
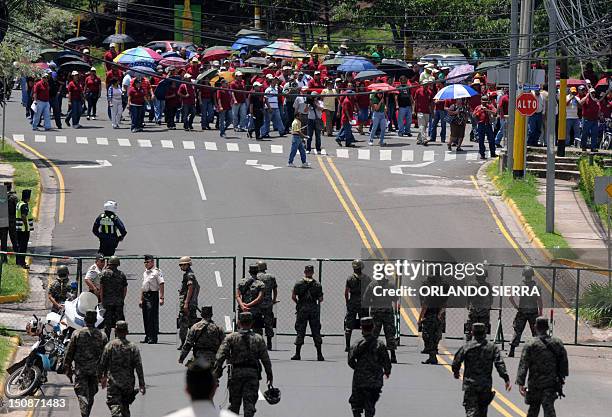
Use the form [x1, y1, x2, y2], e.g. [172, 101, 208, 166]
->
[516, 92, 538, 117]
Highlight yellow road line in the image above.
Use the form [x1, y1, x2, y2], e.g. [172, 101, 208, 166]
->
[16, 142, 65, 224]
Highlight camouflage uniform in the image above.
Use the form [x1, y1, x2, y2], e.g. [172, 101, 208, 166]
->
[516, 335, 568, 417]
[100, 269, 128, 338]
[214, 330, 273, 417]
[48, 276, 70, 313]
[510, 280, 541, 349]
[348, 334, 392, 417]
[452, 335, 510, 417]
[178, 267, 200, 344]
[257, 271, 277, 338]
[99, 336, 145, 417]
[237, 276, 265, 333]
[420, 275, 447, 356]
[345, 273, 371, 335]
[465, 278, 493, 341]
[179, 318, 225, 364]
[293, 277, 323, 347]
[64, 326, 108, 417]
[364, 277, 397, 351]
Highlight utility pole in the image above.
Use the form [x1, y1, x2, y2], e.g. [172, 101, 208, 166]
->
[116, 0, 127, 51]
[254, 1, 262, 30]
[557, 46, 569, 157]
[506, 0, 519, 172]
[545, 9, 557, 233]
[324, 0, 331, 44]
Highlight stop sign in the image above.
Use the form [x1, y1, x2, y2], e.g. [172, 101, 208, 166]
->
[516, 93, 538, 117]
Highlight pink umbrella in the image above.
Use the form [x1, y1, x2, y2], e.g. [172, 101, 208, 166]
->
[367, 82, 396, 92]
[260, 39, 309, 60]
[159, 56, 187, 68]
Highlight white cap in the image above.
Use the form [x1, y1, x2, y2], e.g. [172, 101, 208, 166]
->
[83, 49, 90, 53]
[314, 71, 321, 75]
[104, 200, 117, 212]
[71, 71, 79, 76]
[265, 74, 274, 79]
[425, 63, 435, 69]
[191, 58, 200, 64]
[253, 81, 262, 87]
[90, 67, 96, 71]
[340, 43, 348, 49]
[184, 73, 192, 79]
[235, 71, 243, 76]
[220, 66, 227, 71]
[335, 77, 341, 82]
[109, 43, 117, 48]
[212, 60, 220, 66]
[282, 65, 291, 70]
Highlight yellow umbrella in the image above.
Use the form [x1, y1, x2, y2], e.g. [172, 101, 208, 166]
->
[210, 71, 235, 85]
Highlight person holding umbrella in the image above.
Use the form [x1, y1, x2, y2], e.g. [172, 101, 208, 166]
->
[369, 90, 388, 146]
[445, 98, 470, 152]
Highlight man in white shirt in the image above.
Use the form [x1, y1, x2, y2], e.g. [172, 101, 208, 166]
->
[140, 254, 165, 344]
[84, 254, 105, 297]
[565, 87, 581, 146]
[164, 359, 238, 417]
[261, 78, 285, 138]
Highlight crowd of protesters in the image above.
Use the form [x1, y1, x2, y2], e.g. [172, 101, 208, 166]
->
[24, 39, 612, 157]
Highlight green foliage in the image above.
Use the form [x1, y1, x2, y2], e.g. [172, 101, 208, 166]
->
[578, 157, 610, 231]
[0, 259, 29, 299]
[579, 282, 612, 328]
[0, 142, 40, 220]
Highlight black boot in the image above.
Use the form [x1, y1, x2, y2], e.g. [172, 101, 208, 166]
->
[267, 335, 273, 351]
[352, 410, 362, 417]
[390, 350, 397, 364]
[291, 345, 301, 360]
[422, 353, 438, 365]
[508, 346, 515, 358]
[316, 344, 325, 361]
[345, 333, 352, 352]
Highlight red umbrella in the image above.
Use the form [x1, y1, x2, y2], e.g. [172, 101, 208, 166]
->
[566, 79, 587, 87]
[159, 56, 187, 68]
[596, 77, 609, 88]
[367, 82, 396, 92]
[203, 48, 232, 62]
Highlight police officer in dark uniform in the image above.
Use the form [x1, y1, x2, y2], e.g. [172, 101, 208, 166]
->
[99, 256, 128, 339]
[48, 265, 71, 313]
[509, 266, 542, 357]
[291, 265, 324, 361]
[418, 274, 447, 365]
[0, 182, 18, 263]
[465, 270, 493, 341]
[237, 264, 265, 335]
[256, 261, 278, 351]
[178, 256, 200, 349]
[15, 189, 33, 268]
[345, 260, 371, 352]
[92, 200, 127, 256]
[364, 272, 398, 363]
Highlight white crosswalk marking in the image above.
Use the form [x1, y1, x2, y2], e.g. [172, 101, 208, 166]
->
[423, 150, 435, 161]
[204, 141, 217, 151]
[76, 136, 88, 144]
[117, 138, 131, 147]
[137, 139, 152, 148]
[56, 136, 67, 144]
[271, 144, 283, 154]
[182, 141, 195, 150]
[248, 143, 261, 152]
[226, 142, 239, 152]
[161, 140, 174, 148]
[96, 137, 108, 145]
[34, 135, 46, 143]
[379, 150, 392, 160]
[336, 149, 349, 158]
[358, 149, 370, 160]
[401, 150, 413, 161]
[466, 152, 478, 161]
[444, 151, 456, 161]
[12, 134, 24, 142]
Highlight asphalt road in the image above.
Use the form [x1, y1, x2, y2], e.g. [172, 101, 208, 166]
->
[4, 99, 610, 416]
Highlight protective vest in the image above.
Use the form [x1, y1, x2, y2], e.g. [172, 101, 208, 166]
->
[98, 213, 117, 236]
[15, 201, 34, 232]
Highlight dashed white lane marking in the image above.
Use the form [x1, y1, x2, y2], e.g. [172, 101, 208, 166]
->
[34, 135, 46, 143]
[271, 145, 283, 154]
[226, 142, 239, 152]
[358, 149, 370, 160]
[205, 141, 217, 151]
[248, 143, 261, 152]
[76, 136, 88, 144]
[96, 137, 108, 145]
[138, 139, 152, 148]
[466, 152, 478, 161]
[423, 150, 435, 161]
[13, 134, 24, 142]
[444, 151, 457, 161]
[188, 155, 207, 201]
[214, 271, 222, 287]
[336, 148, 349, 158]
[117, 138, 130, 147]
[245, 159, 258, 166]
[224, 316, 233, 332]
[56, 136, 67, 144]
[183, 140, 195, 150]
[207, 227, 215, 245]
[161, 140, 173, 148]
[401, 150, 413, 161]
[379, 149, 392, 160]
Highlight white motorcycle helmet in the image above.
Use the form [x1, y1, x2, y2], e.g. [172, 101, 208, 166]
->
[103, 200, 117, 212]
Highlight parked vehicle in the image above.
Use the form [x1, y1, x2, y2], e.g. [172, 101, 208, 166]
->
[419, 53, 469, 68]
[144, 40, 197, 53]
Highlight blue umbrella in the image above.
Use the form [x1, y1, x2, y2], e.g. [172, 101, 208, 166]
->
[433, 84, 478, 100]
[337, 58, 376, 72]
[131, 66, 158, 77]
[232, 36, 270, 50]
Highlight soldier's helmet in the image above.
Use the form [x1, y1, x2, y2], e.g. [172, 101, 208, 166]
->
[249, 264, 259, 275]
[304, 265, 314, 273]
[472, 323, 486, 338]
[535, 317, 549, 331]
[115, 321, 128, 332]
[522, 266, 534, 280]
[108, 256, 121, 266]
[238, 312, 253, 325]
[352, 259, 364, 270]
[178, 256, 192, 265]
[200, 305, 213, 318]
[360, 316, 374, 331]
[84, 310, 97, 325]
[257, 260, 267, 272]
[263, 384, 281, 405]
[57, 265, 69, 277]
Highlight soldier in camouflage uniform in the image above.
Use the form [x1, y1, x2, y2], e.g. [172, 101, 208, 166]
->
[291, 265, 324, 361]
[516, 317, 568, 417]
[348, 317, 392, 417]
[256, 260, 278, 350]
[364, 273, 398, 363]
[509, 266, 542, 357]
[179, 305, 225, 365]
[452, 323, 511, 417]
[465, 270, 493, 341]
[64, 310, 108, 417]
[344, 260, 371, 352]
[48, 265, 71, 313]
[214, 312, 273, 417]
[99, 321, 146, 417]
[99, 256, 128, 339]
[418, 274, 447, 365]
[178, 256, 201, 349]
[236, 264, 265, 335]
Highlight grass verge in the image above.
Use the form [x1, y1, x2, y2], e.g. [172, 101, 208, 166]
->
[579, 282, 612, 328]
[0, 259, 29, 298]
[487, 160, 570, 250]
[578, 156, 611, 232]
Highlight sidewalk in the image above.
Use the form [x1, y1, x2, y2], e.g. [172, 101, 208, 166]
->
[0, 162, 14, 182]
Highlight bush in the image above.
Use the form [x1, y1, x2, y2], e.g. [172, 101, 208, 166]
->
[578, 157, 610, 230]
[579, 282, 612, 328]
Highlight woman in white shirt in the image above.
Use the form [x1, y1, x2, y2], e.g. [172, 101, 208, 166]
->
[107, 78, 123, 128]
[306, 92, 324, 153]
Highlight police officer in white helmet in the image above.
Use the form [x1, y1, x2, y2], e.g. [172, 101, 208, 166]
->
[92, 200, 127, 256]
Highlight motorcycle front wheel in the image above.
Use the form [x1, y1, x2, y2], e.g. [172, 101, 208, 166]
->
[4, 364, 42, 398]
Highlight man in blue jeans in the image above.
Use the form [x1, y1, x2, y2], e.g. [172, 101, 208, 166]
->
[473, 96, 497, 160]
[429, 82, 447, 142]
[288, 115, 310, 168]
[261, 78, 285, 138]
[580, 88, 604, 151]
[527, 90, 545, 146]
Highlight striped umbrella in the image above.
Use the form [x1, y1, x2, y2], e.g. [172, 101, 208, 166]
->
[433, 84, 478, 100]
[114, 47, 162, 65]
[260, 39, 309, 60]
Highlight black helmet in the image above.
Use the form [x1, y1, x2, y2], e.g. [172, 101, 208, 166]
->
[57, 265, 69, 277]
[263, 384, 281, 405]
[108, 256, 121, 266]
[248, 264, 259, 275]
[257, 260, 267, 271]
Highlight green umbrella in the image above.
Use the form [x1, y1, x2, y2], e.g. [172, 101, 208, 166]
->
[196, 68, 218, 82]
[237, 67, 263, 75]
[204, 45, 232, 53]
[322, 57, 345, 66]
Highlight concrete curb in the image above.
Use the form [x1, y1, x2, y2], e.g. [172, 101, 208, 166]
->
[0, 335, 22, 397]
[554, 258, 612, 276]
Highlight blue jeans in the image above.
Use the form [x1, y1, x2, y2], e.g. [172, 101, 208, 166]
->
[182, 104, 195, 129]
[398, 106, 412, 135]
[369, 111, 386, 144]
[32, 101, 51, 130]
[232, 102, 248, 130]
[527, 112, 543, 146]
[477, 123, 495, 156]
[261, 108, 285, 136]
[566, 118, 580, 146]
[429, 109, 447, 142]
[200, 99, 214, 127]
[289, 135, 306, 164]
[495, 118, 506, 145]
[129, 105, 144, 130]
[337, 122, 355, 145]
[218, 110, 231, 135]
[69, 99, 82, 126]
[307, 119, 322, 152]
[581, 119, 599, 150]
[153, 98, 165, 123]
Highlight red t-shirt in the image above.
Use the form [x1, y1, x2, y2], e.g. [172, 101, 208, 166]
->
[186, 64, 200, 78]
[178, 83, 196, 105]
[84, 75, 101, 94]
[103, 50, 117, 70]
[67, 81, 82, 101]
[601, 97, 611, 119]
[356, 92, 370, 109]
[581, 95, 600, 121]
[128, 86, 145, 105]
[414, 86, 432, 113]
[498, 94, 509, 117]
[217, 90, 232, 110]
[105, 70, 123, 87]
[468, 93, 482, 110]
[199, 85, 213, 100]
[308, 78, 323, 89]
[165, 85, 179, 107]
[33, 80, 50, 102]
[230, 80, 247, 103]
[341, 97, 354, 124]
[473, 104, 495, 124]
